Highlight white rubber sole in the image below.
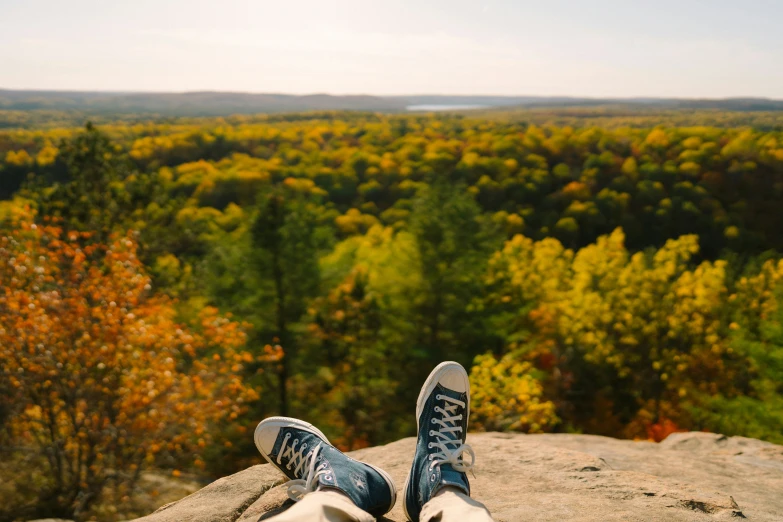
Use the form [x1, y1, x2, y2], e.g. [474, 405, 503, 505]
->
[402, 361, 470, 521]
[254, 416, 397, 516]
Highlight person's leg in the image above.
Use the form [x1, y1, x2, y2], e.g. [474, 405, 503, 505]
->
[402, 361, 494, 522]
[266, 490, 375, 522]
[254, 417, 396, 520]
[419, 488, 493, 522]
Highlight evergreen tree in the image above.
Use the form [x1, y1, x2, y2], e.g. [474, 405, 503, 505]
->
[251, 186, 322, 415]
[32, 123, 140, 240]
[409, 182, 499, 366]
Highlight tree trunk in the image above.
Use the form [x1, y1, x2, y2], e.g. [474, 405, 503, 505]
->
[272, 246, 289, 417]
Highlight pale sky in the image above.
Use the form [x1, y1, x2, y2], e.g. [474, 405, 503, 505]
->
[1, 0, 782, 98]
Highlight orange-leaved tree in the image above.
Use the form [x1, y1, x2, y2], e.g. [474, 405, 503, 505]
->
[0, 220, 261, 521]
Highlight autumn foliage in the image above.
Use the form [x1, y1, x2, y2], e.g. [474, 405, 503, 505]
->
[469, 352, 558, 433]
[476, 228, 783, 439]
[0, 219, 259, 520]
[1, 115, 782, 519]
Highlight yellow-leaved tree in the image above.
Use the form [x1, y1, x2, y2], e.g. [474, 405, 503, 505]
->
[469, 352, 558, 432]
[479, 228, 738, 439]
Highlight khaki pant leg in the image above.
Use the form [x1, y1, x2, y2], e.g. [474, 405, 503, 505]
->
[420, 489, 494, 522]
[266, 490, 375, 522]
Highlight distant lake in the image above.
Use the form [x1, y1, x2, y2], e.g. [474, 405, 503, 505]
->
[406, 104, 488, 112]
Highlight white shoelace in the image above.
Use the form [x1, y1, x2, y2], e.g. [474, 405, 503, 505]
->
[428, 394, 475, 474]
[276, 434, 330, 501]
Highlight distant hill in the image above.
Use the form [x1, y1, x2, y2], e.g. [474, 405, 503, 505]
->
[393, 95, 783, 111]
[0, 90, 407, 116]
[1, 89, 783, 116]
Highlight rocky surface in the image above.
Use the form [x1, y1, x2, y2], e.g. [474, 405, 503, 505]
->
[131, 432, 783, 521]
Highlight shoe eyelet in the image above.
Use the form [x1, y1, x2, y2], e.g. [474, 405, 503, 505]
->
[428, 442, 433, 448]
[436, 394, 442, 400]
[431, 418, 436, 424]
[430, 474, 436, 482]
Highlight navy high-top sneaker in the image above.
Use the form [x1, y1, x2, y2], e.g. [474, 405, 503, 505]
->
[403, 361, 475, 522]
[254, 417, 397, 518]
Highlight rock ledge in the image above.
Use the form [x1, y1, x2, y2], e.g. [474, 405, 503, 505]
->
[132, 432, 783, 521]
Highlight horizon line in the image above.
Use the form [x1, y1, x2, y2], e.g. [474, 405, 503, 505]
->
[1, 88, 782, 103]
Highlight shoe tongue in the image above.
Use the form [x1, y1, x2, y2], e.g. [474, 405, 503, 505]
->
[435, 385, 466, 441]
[283, 432, 323, 472]
[437, 464, 470, 495]
[437, 384, 464, 402]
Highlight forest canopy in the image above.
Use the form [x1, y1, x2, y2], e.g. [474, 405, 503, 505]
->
[1, 109, 782, 521]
